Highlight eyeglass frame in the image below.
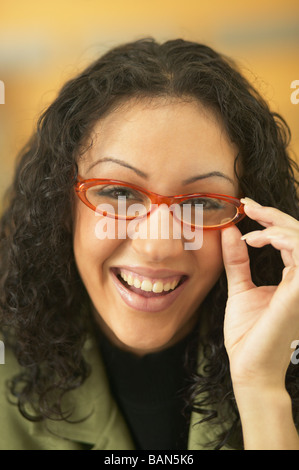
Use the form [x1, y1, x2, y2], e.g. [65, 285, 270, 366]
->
[74, 177, 246, 230]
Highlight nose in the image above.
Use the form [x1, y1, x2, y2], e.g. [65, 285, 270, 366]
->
[128, 205, 185, 262]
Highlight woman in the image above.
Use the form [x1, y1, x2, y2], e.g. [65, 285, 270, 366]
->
[0, 38, 299, 450]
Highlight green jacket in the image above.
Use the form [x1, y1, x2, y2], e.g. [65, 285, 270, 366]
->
[0, 336, 237, 450]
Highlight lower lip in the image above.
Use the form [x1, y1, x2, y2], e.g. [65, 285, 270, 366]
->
[110, 270, 189, 313]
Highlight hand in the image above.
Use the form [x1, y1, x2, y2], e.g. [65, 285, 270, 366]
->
[221, 198, 299, 393]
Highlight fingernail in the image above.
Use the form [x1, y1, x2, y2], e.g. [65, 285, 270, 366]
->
[240, 231, 261, 241]
[240, 197, 261, 207]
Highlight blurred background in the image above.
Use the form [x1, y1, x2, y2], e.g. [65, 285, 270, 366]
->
[0, 0, 298, 207]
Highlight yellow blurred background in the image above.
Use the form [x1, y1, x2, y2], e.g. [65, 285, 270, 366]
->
[0, 0, 298, 206]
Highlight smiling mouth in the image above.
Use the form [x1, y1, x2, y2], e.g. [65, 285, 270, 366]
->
[111, 268, 188, 298]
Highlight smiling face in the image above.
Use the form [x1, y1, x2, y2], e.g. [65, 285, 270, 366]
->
[73, 97, 240, 355]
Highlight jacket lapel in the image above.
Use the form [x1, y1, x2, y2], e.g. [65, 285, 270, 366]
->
[29, 336, 135, 449]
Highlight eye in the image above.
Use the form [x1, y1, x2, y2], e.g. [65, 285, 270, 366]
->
[199, 198, 226, 210]
[100, 186, 134, 199]
[85, 184, 148, 211]
[181, 197, 226, 210]
[93, 185, 143, 201]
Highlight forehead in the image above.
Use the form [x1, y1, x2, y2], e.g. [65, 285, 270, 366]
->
[78, 97, 239, 190]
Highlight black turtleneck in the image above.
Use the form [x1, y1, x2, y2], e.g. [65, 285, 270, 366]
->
[98, 329, 197, 450]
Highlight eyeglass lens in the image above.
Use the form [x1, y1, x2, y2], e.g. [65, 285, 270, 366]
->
[86, 184, 238, 227]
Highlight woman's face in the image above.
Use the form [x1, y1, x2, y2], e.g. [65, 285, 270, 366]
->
[73, 98, 239, 355]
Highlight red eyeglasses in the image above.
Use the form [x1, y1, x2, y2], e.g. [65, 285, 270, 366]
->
[74, 178, 246, 230]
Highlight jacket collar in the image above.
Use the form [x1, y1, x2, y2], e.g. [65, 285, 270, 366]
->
[28, 335, 237, 450]
[29, 336, 135, 449]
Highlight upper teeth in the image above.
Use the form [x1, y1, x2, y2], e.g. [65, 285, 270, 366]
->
[120, 271, 180, 293]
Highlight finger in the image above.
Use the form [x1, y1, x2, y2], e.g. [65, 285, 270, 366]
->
[241, 198, 299, 229]
[268, 265, 299, 324]
[241, 226, 299, 266]
[282, 266, 293, 281]
[221, 225, 255, 296]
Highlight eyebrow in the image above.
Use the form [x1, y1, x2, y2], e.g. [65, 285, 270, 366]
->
[182, 171, 235, 186]
[87, 157, 147, 178]
[87, 157, 235, 186]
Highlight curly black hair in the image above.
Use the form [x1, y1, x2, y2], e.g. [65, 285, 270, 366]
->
[0, 38, 298, 449]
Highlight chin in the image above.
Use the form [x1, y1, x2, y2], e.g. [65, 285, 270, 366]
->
[111, 319, 190, 356]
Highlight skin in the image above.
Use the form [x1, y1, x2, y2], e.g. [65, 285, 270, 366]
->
[222, 201, 299, 449]
[73, 97, 240, 355]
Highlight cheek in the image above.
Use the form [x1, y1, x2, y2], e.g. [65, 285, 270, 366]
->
[194, 231, 224, 279]
[72, 205, 123, 283]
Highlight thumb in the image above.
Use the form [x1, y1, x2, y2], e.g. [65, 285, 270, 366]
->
[221, 225, 254, 296]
